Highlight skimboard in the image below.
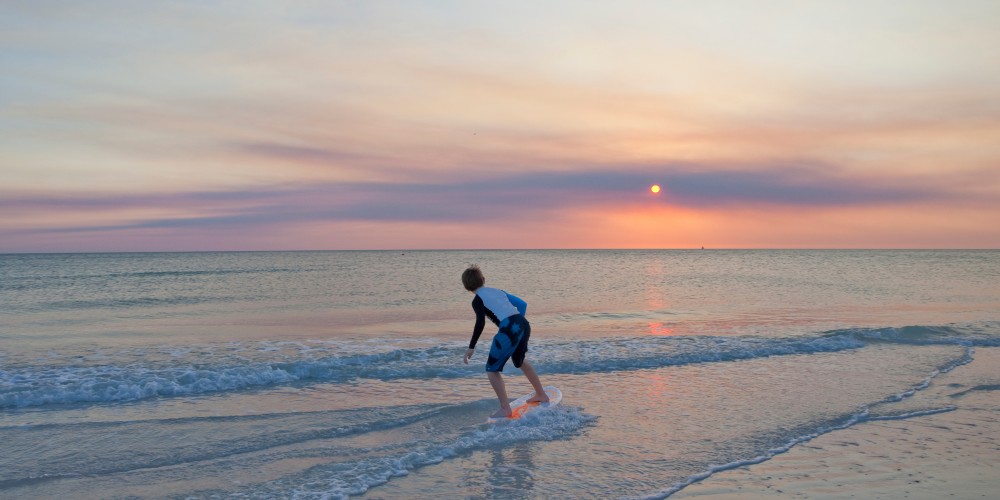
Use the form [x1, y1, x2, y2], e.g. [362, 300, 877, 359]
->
[486, 386, 562, 423]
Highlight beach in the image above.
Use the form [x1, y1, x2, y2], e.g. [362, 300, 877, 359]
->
[7, 1, 1000, 497]
[674, 348, 1000, 500]
[1, 250, 998, 498]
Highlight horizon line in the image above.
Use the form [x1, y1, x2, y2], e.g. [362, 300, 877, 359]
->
[2, 247, 998, 256]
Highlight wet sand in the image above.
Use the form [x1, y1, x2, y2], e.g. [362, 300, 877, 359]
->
[673, 348, 1000, 499]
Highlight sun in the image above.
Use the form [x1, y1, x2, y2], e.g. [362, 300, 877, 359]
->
[650, 184, 661, 194]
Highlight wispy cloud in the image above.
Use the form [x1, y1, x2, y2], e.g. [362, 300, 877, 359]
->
[3, 1, 1000, 250]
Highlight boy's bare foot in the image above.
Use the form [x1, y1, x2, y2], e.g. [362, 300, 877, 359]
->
[526, 392, 549, 404]
[491, 407, 513, 418]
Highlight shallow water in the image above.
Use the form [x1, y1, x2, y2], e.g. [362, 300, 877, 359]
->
[1, 250, 998, 498]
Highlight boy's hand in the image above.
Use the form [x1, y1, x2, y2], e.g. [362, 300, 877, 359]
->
[464, 348, 475, 364]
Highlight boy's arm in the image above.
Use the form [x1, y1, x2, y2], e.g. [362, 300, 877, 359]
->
[468, 297, 487, 349]
[505, 292, 527, 316]
[465, 298, 486, 364]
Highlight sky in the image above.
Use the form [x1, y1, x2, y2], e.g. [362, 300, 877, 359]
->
[2, 0, 999, 252]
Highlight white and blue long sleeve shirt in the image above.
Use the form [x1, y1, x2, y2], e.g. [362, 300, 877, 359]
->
[468, 287, 527, 349]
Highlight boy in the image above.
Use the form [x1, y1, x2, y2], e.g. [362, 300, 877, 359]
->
[461, 265, 549, 418]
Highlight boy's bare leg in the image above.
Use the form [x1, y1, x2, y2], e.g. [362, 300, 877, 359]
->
[520, 360, 549, 403]
[487, 371, 512, 417]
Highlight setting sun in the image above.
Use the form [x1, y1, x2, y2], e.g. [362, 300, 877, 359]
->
[650, 184, 661, 194]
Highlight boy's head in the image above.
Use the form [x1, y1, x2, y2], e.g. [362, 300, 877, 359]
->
[462, 265, 485, 291]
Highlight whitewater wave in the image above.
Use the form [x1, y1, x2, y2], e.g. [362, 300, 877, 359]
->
[223, 405, 596, 500]
[834, 324, 1000, 346]
[0, 324, 994, 409]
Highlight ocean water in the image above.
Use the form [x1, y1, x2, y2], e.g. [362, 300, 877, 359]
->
[1, 250, 998, 499]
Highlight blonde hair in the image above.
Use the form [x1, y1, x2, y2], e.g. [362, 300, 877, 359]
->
[462, 265, 485, 291]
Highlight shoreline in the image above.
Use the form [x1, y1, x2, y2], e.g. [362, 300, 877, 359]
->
[671, 348, 1000, 499]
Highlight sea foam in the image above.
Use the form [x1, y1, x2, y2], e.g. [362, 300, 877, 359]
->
[0, 325, 989, 409]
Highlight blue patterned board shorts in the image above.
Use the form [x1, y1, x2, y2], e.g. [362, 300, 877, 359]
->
[485, 314, 531, 372]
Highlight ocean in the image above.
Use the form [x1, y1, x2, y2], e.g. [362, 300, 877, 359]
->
[1, 250, 998, 499]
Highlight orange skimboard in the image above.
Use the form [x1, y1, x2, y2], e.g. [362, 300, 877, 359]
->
[486, 386, 562, 423]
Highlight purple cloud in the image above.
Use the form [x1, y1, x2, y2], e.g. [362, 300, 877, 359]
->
[1, 163, 970, 236]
